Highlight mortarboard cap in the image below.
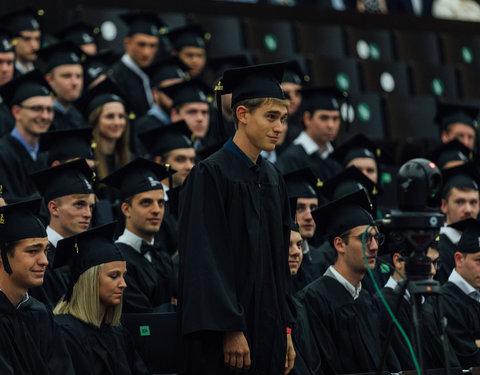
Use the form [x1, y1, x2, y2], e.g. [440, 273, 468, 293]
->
[83, 49, 118, 88]
[0, 27, 14, 53]
[0, 199, 47, 273]
[37, 41, 85, 72]
[0, 70, 52, 107]
[162, 79, 213, 107]
[312, 188, 374, 239]
[450, 218, 480, 254]
[426, 139, 474, 170]
[139, 120, 193, 157]
[321, 166, 379, 201]
[208, 53, 254, 81]
[39, 127, 94, 165]
[282, 59, 311, 85]
[119, 12, 167, 37]
[101, 158, 174, 200]
[167, 24, 209, 50]
[441, 161, 480, 198]
[331, 134, 388, 167]
[300, 85, 345, 112]
[54, 22, 98, 47]
[75, 78, 126, 119]
[146, 56, 189, 87]
[30, 159, 94, 203]
[2, 7, 43, 35]
[435, 100, 480, 132]
[283, 168, 319, 199]
[54, 222, 124, 301]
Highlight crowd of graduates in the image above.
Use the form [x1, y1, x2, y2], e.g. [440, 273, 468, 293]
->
[2, 5, 480, 375]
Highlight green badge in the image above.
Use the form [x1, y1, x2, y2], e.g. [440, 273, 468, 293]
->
[462, 46, 473, 64]
[431, 78, 444, 96]
[336, 73, 350, 91]
[139, 325, 151, 336]
[380, 263, 391, 274]
[369, 43, 380, 60]
[264, 34, 278, 52]
[357, 103, 371, 122]
[381, 172, 392, 185]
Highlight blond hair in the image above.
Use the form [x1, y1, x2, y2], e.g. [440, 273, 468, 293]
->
[232, 97, 289, 128]
[54, 264, 122, 327]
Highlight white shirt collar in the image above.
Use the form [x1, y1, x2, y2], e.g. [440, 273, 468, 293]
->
[384, 276, 414, 302]
[162, 183, 169, 201]
[324, 265, 362, 300]
[439, 225, 462, 245]
[121, 54, 154, 107]
[46, 226, 64, 248]
[116, 228, 154, 262]
[293, 131, 333, 159]
[15, 61, 34, 74]
[449, 268, 479, 300]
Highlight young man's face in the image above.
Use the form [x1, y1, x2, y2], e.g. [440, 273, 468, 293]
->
[124, 34, 159, 68]
[158, 148, 196, 188]
[13, 95, 54, 136]
[99, 261, 127, 308]
[441, 123, 476, 150]
[6, 237, 49, 289]
[177, 46, 206, 78]
[46, 64, 84, 104]
[441, 188, 480, 225]
[336, 225, 379, 274]
[288, 230, 303, 276]
[14, 30, 41, 64]
[0, 51, 15, 86]
[296, 197, 318, 239]
[171, 102, 210, 138]
[347, 158, 378, 184]
[304, 109, 341, 146]
[49, 194, 96, 238]
[122, 189, 165, 237]
[456, 251, 480, 289]
[281, 82, 302, 115]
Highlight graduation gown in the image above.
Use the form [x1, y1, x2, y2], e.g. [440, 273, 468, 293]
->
[110, 60, 150, 117]
[276, 143, 342, 180]
[134, 113, 169, 157]
[437, 233, 456, 284]
[55, 314, 149, 375]
[116, 242, 176, 313]
[178, 146, 291, 374]
[49, 106, 89, 132]
[441, 281, 480, 368]
[296, 276, 399, 374]
[0, 134, 47, 200]
[0, 102, 14, 137]
[0, 292, 75, 375]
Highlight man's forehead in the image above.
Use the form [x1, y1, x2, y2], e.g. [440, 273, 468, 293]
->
[134, 189, 164, 200]
[350, 224, 377, 235]
[23, 95, 53, 106]
[18, 237, 49, 247]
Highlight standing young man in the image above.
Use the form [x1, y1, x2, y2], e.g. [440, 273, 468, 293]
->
[179, 63, 295, 374]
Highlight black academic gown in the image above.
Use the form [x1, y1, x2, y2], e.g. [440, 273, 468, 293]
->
[296, 275, 399, 374]
[49, 106, 89, 132]
[437, 233, 456, 284]
[116, 242, 175, 313]
[0, 292, 75, 375]
[55, 314, 149, 375]
[133, 113, 169, 157]
[178, 147, 291, 375]
[110, 60, 150, 117]
[0, 102, 14, 137]
[0, 134, 47, 200]
[276, 143, 342, 180]
[441, 281, 480, 368]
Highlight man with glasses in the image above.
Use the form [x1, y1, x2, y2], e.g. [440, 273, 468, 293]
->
[0, 70, 53, 200]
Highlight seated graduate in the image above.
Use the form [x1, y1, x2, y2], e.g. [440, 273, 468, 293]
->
[53, 223, 149, 375]
[101, 158, 176, 313]
[295, 189, 400, 374]
[440, 218, 480, 368]
[0, 199, 75, 375]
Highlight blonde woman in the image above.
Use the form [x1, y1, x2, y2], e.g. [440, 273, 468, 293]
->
[54, 223, 149, 375]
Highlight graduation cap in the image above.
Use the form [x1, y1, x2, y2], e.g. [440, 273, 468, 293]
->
[321, 166, 379, 201]
[54, 22, 98, 47]
[332, 134, 386, 167]
[162, 79, 213, 107]
[2, 7, 43, 35]
[435, 100, 480, 132]
[138, 120, 193, 157]
[75, 78, 126, 119]
[441, 161, 480, 198]
[0, 69, 52, 107]
[30, 159, 94, 203]
[208, 53, 254, 81]
[167, 24, 209, 50]
[426, 139, 474, 170]
[37, 41, 85, 72]
[0, 199, 46, 274]
[450, 218, 480, 254]
[83, 49, 118, 88]
[312, 188, 374, 239]
[146, 56, 190, 88]
[101, 158, 174, 200]
[119, 12, 166, 37]
[300, 85, 345, 113]
[0, 27, 14, 53]
[54, 222, 124, 301]
[282, 59, 310, 85]
[39, 127, 94, 165]
[283, 168, 319, 199]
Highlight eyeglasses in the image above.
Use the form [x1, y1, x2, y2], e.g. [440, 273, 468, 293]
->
[428, 257, 441, 269]
[350, 232, 385, 246]
[19, 105, 54, 114]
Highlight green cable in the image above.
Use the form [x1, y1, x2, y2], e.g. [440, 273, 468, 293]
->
[361, 225, 422, 374]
